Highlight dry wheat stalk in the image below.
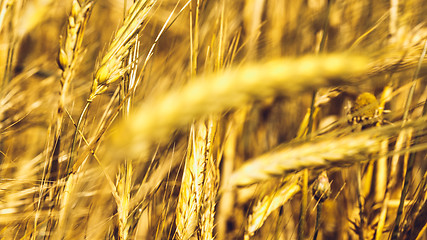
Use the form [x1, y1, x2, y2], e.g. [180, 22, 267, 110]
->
[69, 0, 156, 177]
[229, 116, 427, 187]
[51, 0, 94, 175]
[111, 54, 370, 154]
[372, 85, 395, 239]
[375, 129, 407, 240]
[216, 109, 247, 240]
[54, 172, 76, 239]
[37, 0, 94, 234]
[244, 174, 301, 239]
[116, 162, 133, 240]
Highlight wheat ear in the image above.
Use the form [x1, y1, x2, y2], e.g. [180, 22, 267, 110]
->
[36, 0, 94, 234]
[89, 0, 156, 101]
[69, 0, 155, 171]
[244, 174, 301, 239]
[176, 122, 207, 240]
[111, 54, 370, 154]
[229, 116, 427, 187]
[52, 0, 94, 176]
[199, 118, 218, 240]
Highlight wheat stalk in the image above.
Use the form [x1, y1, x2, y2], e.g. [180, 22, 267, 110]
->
[35, 0, 95, 236]
[375, 129, 407, 240]
[116, 162, 133, 240]
[52, 0, 94, 179]
[55, 171, 77, 239]
[216, 109, 247, 240]
[391, 39, 427, 240]
[68, 0, 156, 175]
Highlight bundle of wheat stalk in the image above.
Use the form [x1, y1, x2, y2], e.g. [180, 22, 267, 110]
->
[0, 0, 426, 239]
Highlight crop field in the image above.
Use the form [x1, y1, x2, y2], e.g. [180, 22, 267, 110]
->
[0, 0, 426, 239]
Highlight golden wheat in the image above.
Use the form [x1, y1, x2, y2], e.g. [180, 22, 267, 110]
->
[1, 0, 427, 239]
[244, 174, 301, 239]
[89, 0, 156, 101]
[229, 116, 427, 187]
[176, 121, 209, 240]
[111, 54, 370, 154]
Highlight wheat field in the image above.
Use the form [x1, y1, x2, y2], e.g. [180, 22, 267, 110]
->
[0, 0, 427, 239]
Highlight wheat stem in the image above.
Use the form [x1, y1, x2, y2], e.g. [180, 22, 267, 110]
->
[313, 203, 322, 240]
[68, 100, 90, 174]
[391, 39, 427, 240]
